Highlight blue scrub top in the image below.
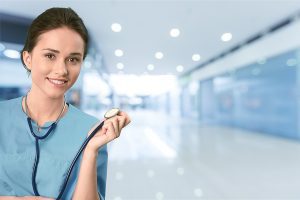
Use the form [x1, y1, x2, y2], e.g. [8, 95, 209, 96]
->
[0, 97, 108, 199]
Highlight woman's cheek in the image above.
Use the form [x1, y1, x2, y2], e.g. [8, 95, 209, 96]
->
[69, 68, 81, 85]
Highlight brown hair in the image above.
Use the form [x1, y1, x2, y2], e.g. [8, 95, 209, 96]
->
[21, 7, 89, 72]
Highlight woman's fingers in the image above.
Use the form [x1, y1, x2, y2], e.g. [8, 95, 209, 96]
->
[102, 114, 130, 139]
[90, 111, 130, 139]
[118, 111, 131, 126]
[105, 120, 118, 139]
[118, 116, 127, 131]
[112, 117, 120, 135]
[86, 110, 131, 152]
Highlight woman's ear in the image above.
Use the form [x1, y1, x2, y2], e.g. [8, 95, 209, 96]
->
[22, 51, 32, 71]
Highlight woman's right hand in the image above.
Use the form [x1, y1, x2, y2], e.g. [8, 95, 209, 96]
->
[85, 110, 131, 154]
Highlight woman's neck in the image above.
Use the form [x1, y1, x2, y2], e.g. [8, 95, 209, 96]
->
[23, 90, 66, 127]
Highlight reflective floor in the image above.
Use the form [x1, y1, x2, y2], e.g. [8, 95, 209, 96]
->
[100, 109, 300, 200]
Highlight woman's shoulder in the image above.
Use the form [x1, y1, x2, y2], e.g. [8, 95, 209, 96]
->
[0, 96, 22, 105]
[0, 96, 22, 111]
[66, 104, 99, 125]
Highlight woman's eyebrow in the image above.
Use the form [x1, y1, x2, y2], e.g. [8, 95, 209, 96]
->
[42, 48, 60, 53]
[69, 52, 82, 57]
[42, 48, 82, 56]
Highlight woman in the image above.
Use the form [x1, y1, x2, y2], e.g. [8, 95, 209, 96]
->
[0, 7, 130, 200]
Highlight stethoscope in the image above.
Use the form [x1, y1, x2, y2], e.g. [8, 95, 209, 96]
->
[24, 95, 120, 199]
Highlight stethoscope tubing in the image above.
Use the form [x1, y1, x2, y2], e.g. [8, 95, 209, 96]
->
[56, 120, 104, 199]
[28, 116, 105, 199]
[27, 117, 57, 196]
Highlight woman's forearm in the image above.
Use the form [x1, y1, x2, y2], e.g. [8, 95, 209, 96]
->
[72, 150, 100, 200]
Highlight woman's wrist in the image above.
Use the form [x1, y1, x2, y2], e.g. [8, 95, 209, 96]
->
[83, 148, 98, 159]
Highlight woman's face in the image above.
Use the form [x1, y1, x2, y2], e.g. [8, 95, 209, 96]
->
[23, 27, 84, 99]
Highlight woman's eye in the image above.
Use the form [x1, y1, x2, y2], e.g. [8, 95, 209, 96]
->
[45, 54, 55, 60]
[68, 57, 80, 64]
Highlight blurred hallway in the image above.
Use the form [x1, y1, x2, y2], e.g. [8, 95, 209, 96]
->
[104, 109, 300, 200]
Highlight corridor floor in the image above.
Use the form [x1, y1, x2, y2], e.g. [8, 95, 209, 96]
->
[102, 109, 300, 200]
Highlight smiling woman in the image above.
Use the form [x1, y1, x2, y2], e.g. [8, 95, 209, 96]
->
[0, 7, 130, 200]
[22, 27, 83, 99]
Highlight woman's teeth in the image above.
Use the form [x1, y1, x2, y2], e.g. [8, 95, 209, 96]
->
[48, 78, 66, 85]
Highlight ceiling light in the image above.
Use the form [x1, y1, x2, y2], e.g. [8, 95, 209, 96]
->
[192, 54, 201, 61]
[194, 188, 203, 197]
[176, 65, 184, 72]
[170, 28, 180, 38]
[221, 32, 232, 42]
[155, 52, 163, 59]
[111, 23, 122, 32]
[115, 171, 124, 180]
[286, 58, 297, 67]
[117, 62, 124, 69]
[0, 43, 5, 51]
[3, 49, 20, 59]
[147, 64, 155, 71]
[115, 49, 124, 57]
[156, 192, 164, 200]
[176, 167, 184, 175]
[257, 58, 266, 65]
[147, 169, 155, 178]
[252, 68, 260, 75]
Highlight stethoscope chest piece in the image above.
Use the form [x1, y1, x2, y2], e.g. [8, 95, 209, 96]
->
[104, 108, 120, 119]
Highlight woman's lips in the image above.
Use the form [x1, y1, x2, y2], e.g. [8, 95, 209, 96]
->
[47, 78, 68, 86]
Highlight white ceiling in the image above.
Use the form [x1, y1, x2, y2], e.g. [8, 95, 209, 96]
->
[1, 0, 300, 76]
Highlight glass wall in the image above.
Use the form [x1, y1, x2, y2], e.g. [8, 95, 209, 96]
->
[199, 47, 300, 139]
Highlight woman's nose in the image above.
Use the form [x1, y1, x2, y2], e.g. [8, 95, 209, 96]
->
[54, 60, 68, 75]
